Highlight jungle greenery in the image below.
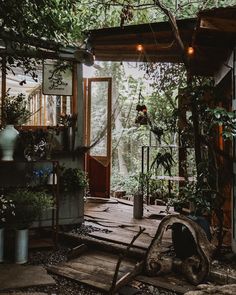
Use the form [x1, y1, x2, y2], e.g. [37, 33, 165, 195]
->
[0, 1, 235, 45]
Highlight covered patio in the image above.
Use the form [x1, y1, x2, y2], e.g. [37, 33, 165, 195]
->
[1, 4, 236, 295]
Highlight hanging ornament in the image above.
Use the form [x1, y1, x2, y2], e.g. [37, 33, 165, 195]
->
[135, 90, 148, 125]
[120, 4, 133, 28]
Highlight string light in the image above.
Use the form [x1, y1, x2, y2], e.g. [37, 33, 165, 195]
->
[136, 44, 144, 52]
[187, 46, 194, 56]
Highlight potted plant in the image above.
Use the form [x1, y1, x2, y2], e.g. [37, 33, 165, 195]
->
[60, 166, 88, 193]
[0, 92, 31, 161]
[0, 194, 15, 262]
[6, 188, 53, 263]
[59, 166, 88, 220]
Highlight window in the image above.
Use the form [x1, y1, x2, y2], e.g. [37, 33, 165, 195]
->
[27, 86, 72, 126]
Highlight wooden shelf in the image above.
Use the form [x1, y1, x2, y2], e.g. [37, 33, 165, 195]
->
[0, 160, 59, 247]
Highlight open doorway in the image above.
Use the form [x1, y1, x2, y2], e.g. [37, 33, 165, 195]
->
[84, 77, 112, 198]
[83, 61, 190, 203]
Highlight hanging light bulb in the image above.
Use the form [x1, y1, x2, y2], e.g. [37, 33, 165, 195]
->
[187, 46, 194, 56]
[136, 44, 144, 52]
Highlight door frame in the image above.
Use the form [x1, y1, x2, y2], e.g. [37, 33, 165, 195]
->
[85, 77, 112, 197]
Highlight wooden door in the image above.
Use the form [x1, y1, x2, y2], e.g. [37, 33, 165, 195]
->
[85, 78, 112, 198]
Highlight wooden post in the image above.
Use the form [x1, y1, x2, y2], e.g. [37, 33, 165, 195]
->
[187, 72, 202, 177]
[1, 56, 6, 124]
[133, 192, 143, 219]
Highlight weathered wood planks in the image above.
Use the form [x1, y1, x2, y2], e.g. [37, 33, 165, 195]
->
[47, 250, 140, 293]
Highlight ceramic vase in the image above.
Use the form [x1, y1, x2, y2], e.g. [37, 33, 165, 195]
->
[0, 125, 19, 161]
[62, 127, 74, 151]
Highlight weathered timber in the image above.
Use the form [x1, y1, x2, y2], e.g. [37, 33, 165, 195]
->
[88, 229, 152, 250]
[110, 227, 145, 292]
[47, 250, 139, 293]
[58, 231, 146, 259]
[136, 274, 196, 294]
[145, 214, 215, 285]
[67, 243, 88, 260]
[112, 261, 144, 294]
[86, 197, 118, 204]
[47, 264, 111, 292]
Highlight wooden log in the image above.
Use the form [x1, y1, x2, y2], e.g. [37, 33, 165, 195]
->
[148, 256, 173, 275]
[145, 214, 215, 285]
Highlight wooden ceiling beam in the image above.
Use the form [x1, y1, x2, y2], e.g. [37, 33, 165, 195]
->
[94, 49, 181, 57]
[94, 44, 178, 52]
[200, 16, 236, 33]
[89, 30, 192, 46]
[94, 54, 181, 63]
[194, 35, 235, 48]
[90, 37, 175, 46]
[194, 45, 231, 55]
[87, 18, 196, 38]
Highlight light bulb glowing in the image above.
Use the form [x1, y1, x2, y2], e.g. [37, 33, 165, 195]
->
[187, 46, 194, 55]
[137, 44, 143, 52]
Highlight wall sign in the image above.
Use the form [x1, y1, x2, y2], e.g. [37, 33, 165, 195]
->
[43, 63, 73, 96]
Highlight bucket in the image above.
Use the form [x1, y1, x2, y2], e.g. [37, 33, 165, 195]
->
[15, 229, 28, 264]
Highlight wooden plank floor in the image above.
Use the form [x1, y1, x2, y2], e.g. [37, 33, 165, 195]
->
[84, 197, 173, 250]
[48, 250, 138, 293]
[54, 198, 197, 294]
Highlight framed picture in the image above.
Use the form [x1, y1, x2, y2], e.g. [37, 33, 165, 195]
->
[43, 62, 73, 96]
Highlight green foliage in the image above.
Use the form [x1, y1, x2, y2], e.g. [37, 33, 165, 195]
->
[60, 166, 88, 193]
[168, 81, 236, 217]
[150, 151, 175, 175]
[111, 170, 139, 195]
[0, 0, 80, 43]
[169, 181, 215, 215]
[206, 107, 236, 139]
[2, 92, 31, 125]
[6, 188, 53, 229]
[1, 0, 235, 47]
[0, 194, 15, 227]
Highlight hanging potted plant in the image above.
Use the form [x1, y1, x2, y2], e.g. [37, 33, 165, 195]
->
[0, 92, 31, 161]
[6, 188, 53, 264]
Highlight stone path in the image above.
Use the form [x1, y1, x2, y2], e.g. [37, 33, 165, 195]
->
[0, 265, 55, 291]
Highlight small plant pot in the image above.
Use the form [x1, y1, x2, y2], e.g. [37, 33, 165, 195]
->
[15, 228, 28, 264]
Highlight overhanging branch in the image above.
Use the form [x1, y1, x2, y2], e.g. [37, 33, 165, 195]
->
[153, 0, 189, 68]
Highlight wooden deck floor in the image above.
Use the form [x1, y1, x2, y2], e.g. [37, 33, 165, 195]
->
[83, 197, 174, 250]
[54, 198, 196, 294]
